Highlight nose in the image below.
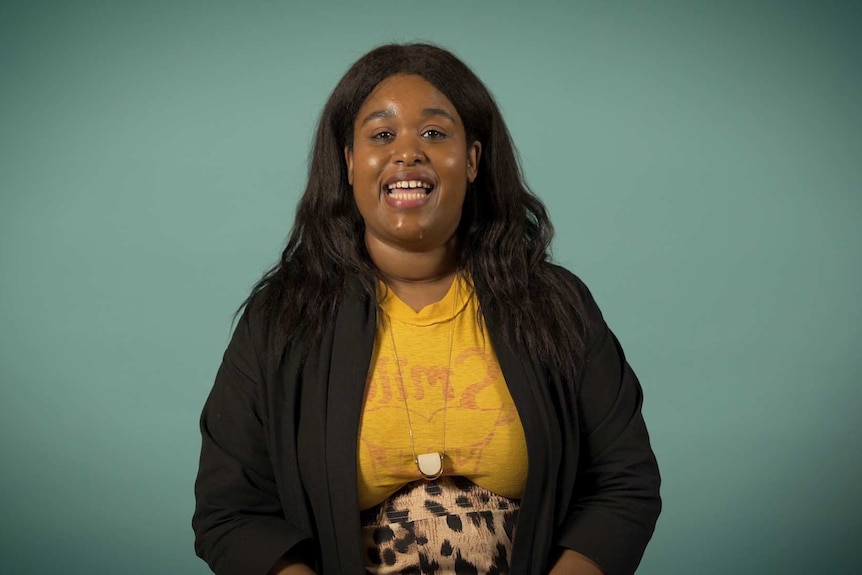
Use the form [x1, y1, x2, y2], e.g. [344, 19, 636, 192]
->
[393, 136, 424, 165]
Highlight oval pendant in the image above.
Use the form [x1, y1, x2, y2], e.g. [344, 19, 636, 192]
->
[416, 452, 444, 480]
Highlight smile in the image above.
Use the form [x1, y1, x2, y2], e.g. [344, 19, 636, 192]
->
[386, 174, 434, 209]
[382, 179, 434, 209]
[386, 180, 434, 199]
[382, 175, 436, 208]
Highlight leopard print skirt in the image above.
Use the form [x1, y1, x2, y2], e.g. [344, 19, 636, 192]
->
[361, 476, 520, 574]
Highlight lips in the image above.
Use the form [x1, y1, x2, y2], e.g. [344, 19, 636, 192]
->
[382, 171, 436, 209]
[383, 172, 436, 194]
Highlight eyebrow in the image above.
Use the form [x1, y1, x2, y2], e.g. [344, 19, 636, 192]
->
[359, 107, 456, 126]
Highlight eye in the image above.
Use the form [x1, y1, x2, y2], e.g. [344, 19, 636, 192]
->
[422, 129, 447, 140]
[371, 130, 394, 142]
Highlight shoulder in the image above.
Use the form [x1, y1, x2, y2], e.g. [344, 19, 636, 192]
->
[240, 286, 275, 338]
[541, 262, 588, 291]
[227, 285, 282, 371]
[239, 274, 373, 359]
[539, 262, 606, 328]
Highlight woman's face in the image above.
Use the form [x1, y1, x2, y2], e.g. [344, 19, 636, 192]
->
[345, 74, 480, 253]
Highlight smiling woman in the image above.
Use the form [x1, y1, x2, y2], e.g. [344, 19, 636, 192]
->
[192, 43, 661, 575]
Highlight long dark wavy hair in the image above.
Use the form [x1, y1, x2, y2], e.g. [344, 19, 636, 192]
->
[243, 43, 588, 372]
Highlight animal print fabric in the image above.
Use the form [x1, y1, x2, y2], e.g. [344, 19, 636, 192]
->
[361, 476, 520, 574]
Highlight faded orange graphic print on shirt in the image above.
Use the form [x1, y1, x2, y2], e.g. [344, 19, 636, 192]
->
[358, 344, 526, 508]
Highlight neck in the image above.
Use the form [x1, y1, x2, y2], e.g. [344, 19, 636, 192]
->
[366, 234, 458, 312]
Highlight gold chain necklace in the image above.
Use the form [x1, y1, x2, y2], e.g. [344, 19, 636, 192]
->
[386, 280, 458, 481]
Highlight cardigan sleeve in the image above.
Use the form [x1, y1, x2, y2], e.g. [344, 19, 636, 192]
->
[192, 307, 312, 575]
[555, 279, 662, 575]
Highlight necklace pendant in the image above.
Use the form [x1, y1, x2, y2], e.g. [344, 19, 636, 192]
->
[416, 452, 444, 480]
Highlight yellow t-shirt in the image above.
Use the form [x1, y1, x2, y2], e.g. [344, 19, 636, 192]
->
[357, 275, 528, 510]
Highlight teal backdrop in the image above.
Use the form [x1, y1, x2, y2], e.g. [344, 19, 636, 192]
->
[1, 1, 860, 573]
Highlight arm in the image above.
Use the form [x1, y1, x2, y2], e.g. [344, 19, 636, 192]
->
[268, 555, 317, 575]
[555, 282, 662, 575]
[549, 549, 605, 575]
[193, 307, 314, 575]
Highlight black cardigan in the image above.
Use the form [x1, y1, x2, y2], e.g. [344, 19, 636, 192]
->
[193, 271, 661, 574]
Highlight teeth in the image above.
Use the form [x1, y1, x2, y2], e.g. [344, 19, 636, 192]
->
[387, 180, 432, 190]
[388, 191, 427, 200]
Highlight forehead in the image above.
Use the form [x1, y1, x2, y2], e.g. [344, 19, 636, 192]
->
[355, 74, 461, 124]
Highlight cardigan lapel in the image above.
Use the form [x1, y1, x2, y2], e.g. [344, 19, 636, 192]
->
[324, 281, 377, 572]
[484, 305, 560, 574]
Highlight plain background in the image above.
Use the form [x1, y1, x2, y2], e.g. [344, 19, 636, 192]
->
[1, 1, 860, 573]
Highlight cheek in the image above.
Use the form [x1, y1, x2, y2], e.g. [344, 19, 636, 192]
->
[442, 152, 468, 177]
[357, 153, 383, 181]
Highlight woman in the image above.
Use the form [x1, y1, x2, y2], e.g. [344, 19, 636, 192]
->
[193, 43, 661, 575]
